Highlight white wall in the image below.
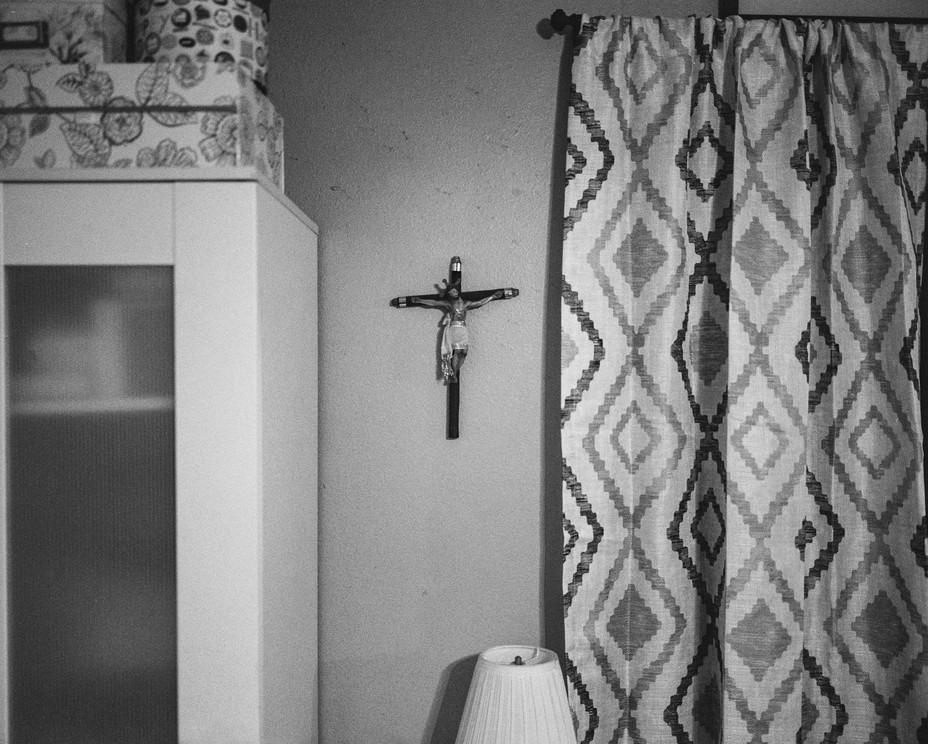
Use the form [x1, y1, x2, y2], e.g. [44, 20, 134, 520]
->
[271, 0, 925, 742]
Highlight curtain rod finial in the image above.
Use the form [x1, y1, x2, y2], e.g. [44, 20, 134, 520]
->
[549, 9, 582, 34]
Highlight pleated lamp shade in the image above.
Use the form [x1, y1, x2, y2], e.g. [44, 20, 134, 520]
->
[454, 645, 576, 744]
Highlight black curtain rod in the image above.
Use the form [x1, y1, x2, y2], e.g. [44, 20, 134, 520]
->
[738, 15, 928, 22]
[720, 0, 924, 21]
[548, 8, 928, 34]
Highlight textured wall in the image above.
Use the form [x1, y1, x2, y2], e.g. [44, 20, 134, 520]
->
[272, 3, 580, 742]
[270, 0, 925, 742]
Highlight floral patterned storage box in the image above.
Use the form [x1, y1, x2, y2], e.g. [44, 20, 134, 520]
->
[0, 0, 128, 66]
[0, 60, 284, 187]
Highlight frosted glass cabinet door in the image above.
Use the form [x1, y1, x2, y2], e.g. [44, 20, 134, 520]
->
[6, 266, 177, 744]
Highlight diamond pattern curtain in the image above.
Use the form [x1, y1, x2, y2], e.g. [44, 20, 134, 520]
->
[561, 16, 928, 744]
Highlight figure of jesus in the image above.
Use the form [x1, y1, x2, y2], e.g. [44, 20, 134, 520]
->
[406, 280, 507, 382]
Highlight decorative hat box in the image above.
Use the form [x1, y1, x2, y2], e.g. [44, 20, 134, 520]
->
[0, 0, 128, 66]
[0, 61, 284, 187]
[134, 0, 269, 92]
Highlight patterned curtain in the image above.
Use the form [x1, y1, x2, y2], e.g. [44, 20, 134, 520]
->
[561, 16, 928, 744]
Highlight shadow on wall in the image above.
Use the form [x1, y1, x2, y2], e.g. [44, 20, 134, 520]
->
[542, 13, 574, 668]
[424, 655, 478, 744]
[422, 18, 575, 744]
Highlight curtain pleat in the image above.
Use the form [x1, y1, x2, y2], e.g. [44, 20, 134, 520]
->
[561, 16, 928, 743]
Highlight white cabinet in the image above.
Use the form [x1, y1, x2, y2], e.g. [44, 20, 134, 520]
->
[0, 176, 318, 744]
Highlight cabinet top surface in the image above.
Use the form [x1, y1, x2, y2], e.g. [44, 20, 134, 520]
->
[0, 167, 318, 234]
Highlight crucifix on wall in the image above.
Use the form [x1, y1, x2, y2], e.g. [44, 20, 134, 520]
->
[390, 256, 519, 439]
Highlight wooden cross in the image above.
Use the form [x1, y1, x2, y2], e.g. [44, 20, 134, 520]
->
[390, 256, 519, 439]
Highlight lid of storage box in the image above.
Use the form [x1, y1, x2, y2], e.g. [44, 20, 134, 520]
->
[130, 0, 269, 13]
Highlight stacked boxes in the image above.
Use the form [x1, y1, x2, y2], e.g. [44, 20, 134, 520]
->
[0, 0, 283, 187]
